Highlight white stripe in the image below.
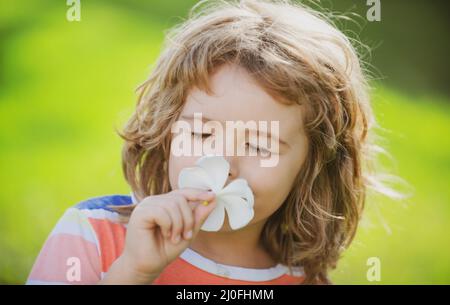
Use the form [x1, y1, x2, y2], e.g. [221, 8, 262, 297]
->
[78, 208, 121, 222]
[65, 208, 102, 258]
[79, 208, 128, 229]
[50, 209, 98, 244]
[131, 191, 138, 204]
[180, 248, 303, 281]
[26, 279, 70, 285]
[287, 266, 305, 277]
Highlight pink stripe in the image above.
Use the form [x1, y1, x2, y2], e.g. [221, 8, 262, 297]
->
[87, 218, 126, 273]
[27, 234, 101, 284]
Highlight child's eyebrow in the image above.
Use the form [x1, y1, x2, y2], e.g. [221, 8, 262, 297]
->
[179, 114, 290, 148]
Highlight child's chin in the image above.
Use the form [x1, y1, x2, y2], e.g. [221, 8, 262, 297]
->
[204, 216, 256, 233]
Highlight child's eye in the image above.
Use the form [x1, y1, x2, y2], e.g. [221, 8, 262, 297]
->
[245, 143, 271, 157]
[191, 132, 212, 140]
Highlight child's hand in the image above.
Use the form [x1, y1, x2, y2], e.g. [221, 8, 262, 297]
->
[100, 189, 216, 284]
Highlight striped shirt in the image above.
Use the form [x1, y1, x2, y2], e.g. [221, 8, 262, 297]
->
[26, 195, 305, 285]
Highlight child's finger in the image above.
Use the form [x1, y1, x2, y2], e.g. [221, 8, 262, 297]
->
[158, 208, 173, 239]
[173, 188, 215, 203]
[138, 205, 172, 239]
[176, 200, 195, 240]
[192, 199, 217, 237]
[162, 203, 183, 244]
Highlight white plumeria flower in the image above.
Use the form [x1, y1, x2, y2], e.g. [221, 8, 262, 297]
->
[178, 155, 254, 231]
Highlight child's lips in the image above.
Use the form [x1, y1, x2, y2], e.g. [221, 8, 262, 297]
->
[178, 155, 255, 231]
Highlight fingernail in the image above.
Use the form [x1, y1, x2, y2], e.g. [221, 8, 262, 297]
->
[202, 200, 209, 206]
[173, 235, 180, 243]
[184, 230, 193, 239]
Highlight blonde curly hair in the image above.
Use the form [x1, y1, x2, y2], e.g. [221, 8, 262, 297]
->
[117, 0, 397, 283]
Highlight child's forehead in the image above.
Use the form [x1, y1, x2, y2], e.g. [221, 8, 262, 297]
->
[180, 65, 306, 143]
[183, 64, 303, 122]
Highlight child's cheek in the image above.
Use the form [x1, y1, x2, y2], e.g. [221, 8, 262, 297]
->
[254, 163, 295, 207]
[247, 168, 282, 203]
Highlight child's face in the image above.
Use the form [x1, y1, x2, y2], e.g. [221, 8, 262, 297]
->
[168, 64, 309, 231]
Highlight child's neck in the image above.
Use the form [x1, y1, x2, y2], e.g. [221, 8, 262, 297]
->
[190, 219, 276, 269]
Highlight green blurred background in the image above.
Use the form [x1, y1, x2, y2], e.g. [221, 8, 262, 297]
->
[0, 0, 449, 284]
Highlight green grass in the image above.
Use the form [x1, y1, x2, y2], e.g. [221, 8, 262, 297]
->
[1, 1, 449, 284]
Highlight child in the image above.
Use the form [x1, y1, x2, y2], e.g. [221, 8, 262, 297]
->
[27, 0, 385, 284]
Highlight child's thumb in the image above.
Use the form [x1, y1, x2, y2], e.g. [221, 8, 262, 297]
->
[192, 199, 217, 236]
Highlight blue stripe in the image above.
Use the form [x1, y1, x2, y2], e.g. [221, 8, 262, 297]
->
[74, 195, 132, 212]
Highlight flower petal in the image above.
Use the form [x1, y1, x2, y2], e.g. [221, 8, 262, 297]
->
[196, 155, 230, 192]
[178, 166, 213, 191]
[221, 195, 255, 230]
[220, 179, 254, 207]
[201, 202, 225, 232]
